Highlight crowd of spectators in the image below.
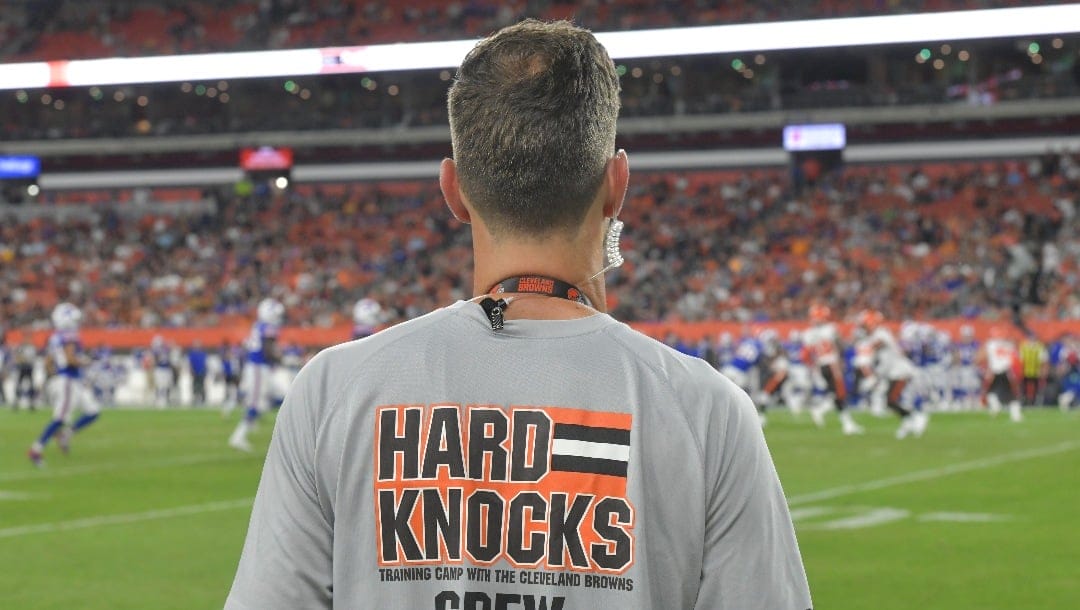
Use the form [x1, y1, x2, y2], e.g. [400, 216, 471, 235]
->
[2, 153, 1077, 330]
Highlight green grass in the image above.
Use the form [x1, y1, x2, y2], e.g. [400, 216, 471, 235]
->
[1, 407, 1077, 609]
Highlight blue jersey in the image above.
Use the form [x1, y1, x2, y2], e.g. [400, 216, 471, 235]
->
[730, 338, 762, 373]
[188, 348, 208, 376]
[352, 323, 376, 340]
[245, 321, 280, 365]
[956, 340, 979, 366]
[282, 344, 304, 370]
[221, 348, 239, 377]
[783, 340, 805, 365]
[47, 330, 83, 379]
[1048, 342, 1067, 368]
[716, 344, 735, 368]
[922, 340, 941, 366]
[152, 345, 171, 368]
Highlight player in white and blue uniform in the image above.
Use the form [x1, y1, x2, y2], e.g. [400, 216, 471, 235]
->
[780, 330, 811, 415]
[721, 329, 762, 397]
[722, 328, 769, 425]
[953, 325, 981, 410]
[1054, 335, 1079, 411]
[924, 328, 953, 411]
[280, 342, 305, 388]
[88, 347, 125, 409]
[28, 303, 101, 466]
[0, 329, 9, 408]
[150, 335, 173, 408]
[715, 331, 735, 369]
[228, 298, 284, 451]
[220, 341, 243, 415]
[352, 297, 382, 340]
[14, 340, 39, 410]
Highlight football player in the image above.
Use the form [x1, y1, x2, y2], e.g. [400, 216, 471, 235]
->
[28, 303, 101, 466]
[855, 310, 929, 439]
[953, 325, 981, 410]
[805, 304, 863, 434]
[774, 330, 809, 415]
[1057, 336, 1079, 411]
[352, 297, 382, 340]
[720, 326, 763, 405]
[220, 341, 243, 415]
[981, 326, 1023, 422]
[755, 329, 788, 426]
[228, 298, 285, 451]
[14, 340, 38, 410]
[150, 335, 173, 408]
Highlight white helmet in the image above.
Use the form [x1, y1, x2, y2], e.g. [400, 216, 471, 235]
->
[256, 298, 285, 326]
[899, 321, 920, 344]
[960, 325, 974, 340]
[151, 335, 165, 349]
[353, 298, 382, 326]
[51, 302, 82, 331]
[759, 328, 779, 345]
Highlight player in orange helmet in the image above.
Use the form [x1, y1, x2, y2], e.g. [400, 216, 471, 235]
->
[805, 303, 863, 435]
[854, 310, 929, 439]
[982, 326, 1023, 422]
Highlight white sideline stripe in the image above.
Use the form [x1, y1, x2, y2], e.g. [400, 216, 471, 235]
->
[0, 498, 254, 539]
[918, 512, 1012, 523]
[788, 440, 1080, 506]
[804, 508, 910, 531]
[0, 490, 38, 501]
[551, 439, 630, 462]
[0, 452, 253, 483]
[788, 506, 835, 521]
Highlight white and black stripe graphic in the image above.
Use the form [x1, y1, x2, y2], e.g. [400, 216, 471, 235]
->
[550, 423, 630, 477]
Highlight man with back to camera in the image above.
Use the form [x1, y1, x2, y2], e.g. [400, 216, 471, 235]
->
[226, 20, 811, 610]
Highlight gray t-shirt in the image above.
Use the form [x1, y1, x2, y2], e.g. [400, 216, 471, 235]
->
[226, 300, 811, 609]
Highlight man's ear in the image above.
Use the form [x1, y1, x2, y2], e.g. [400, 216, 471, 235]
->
[440, 158, 471, 223]
[602, 149, 629, 218]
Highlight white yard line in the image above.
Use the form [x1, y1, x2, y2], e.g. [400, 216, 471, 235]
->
[0, 452, 255, 483]
[802, 507, 911, 530]
[787, 440, 1080, 506]
[918, 511, 1012, 523]
[0, 490, 39, 501]
[0, 498, 254, 539]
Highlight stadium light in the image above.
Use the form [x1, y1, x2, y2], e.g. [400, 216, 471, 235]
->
[0, 5, 1078, 90]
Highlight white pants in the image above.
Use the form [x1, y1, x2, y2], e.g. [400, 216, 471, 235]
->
[240, 363, 282, 413]
[153, 367, 173, 392]
[782, 364, 811, 412]
[47, 376, 100, 422]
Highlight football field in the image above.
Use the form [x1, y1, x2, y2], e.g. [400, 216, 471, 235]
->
[1, 407, 1077, 609]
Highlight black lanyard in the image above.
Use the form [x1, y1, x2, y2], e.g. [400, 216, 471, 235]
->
[479, 275, 592, 331]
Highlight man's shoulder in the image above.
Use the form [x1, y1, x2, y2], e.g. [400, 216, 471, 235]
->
[299, 306, 464, 384]
[610, 328, 741, 398]
[325, 305, 462, 356]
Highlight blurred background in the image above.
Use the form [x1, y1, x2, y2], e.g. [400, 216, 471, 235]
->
[0, 2, 1078, 609]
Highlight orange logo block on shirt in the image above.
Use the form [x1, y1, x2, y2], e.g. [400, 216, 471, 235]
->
[375, 404, 635, 574]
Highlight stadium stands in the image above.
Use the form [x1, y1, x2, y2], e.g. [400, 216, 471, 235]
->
[2, 155, 1076, 331]
[0, 1, 1076, 338]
